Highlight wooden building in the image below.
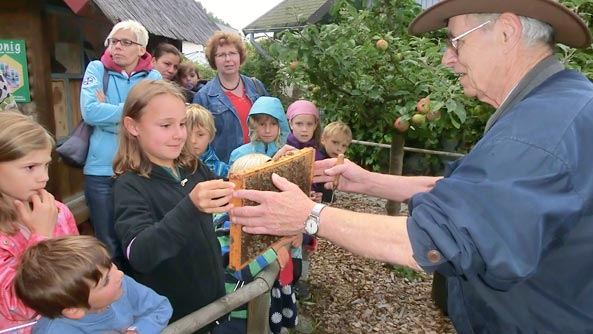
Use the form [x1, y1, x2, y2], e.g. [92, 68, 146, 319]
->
[0, 0, 218, 225]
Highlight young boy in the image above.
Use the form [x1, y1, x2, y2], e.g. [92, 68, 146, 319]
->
[15, 235, 172, 334]
[215, 153, 300, 334]
[186, 103, 229, 178]
[176, 62, 208, 102]
[319, 120, 353, 203]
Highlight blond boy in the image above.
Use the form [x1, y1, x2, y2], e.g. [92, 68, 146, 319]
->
[186, 103, 229, 177]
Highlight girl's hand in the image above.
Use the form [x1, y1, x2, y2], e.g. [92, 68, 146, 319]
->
[310, 191, 322, 203]
[189, 179, 235, 213]
[14, 189, 57, 238]
[272, 145, 296, 160]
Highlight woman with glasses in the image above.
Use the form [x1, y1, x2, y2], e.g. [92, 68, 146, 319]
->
[79, 20, 161, 274]
[193, 31, 268, 163]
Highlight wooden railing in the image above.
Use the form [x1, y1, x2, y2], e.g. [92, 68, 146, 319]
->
[162, 262, 280, 334]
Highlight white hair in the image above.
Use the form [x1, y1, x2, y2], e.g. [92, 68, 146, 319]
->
[104, 20, 149, 47]
[472, 13, 554, 48]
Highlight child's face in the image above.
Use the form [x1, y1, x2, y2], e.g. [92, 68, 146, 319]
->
[321, 133, 351, 158]
[125, 94, 187, 168]
[254, 115, 279, 144]
[0, 146, 51, 202]
[189, 125, 211, 156]
[180, 70, 199, 89]
[87, 263, 124, 313]
[289, 114, 317, 143]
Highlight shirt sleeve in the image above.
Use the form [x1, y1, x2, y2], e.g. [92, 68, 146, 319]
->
[80, 61, 123, 126]
[123, 275, 172, 333]
[407, 138, 582, 291]
[0, 237, 41, 323]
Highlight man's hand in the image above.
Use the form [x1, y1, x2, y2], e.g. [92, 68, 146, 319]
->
[230, 173, 315, 235]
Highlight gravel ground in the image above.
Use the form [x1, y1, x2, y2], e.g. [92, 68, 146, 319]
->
[297, 192, 456, 334]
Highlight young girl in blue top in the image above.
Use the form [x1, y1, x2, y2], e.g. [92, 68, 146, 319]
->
[228, 96, 293, 166]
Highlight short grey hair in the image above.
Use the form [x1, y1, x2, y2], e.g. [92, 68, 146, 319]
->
[104, 20, 149, 47]
[472, 13, 554, 48]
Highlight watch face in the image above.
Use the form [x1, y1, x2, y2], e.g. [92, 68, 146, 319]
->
[305, 217, 318, 235]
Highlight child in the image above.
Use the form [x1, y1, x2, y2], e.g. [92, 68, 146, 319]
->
[186, 104, 229, 178]
[286, 100, 324, 160]
[14, 235, 172, 334]
[319, 120, 353, 202]
[0, 111, 79, 333]
[112, 80, 234, 331]
[285, 100, 326, 299]
[176, 62, 207, 102]
[215, 154, 299, 334]
[228, 96, 292, 166]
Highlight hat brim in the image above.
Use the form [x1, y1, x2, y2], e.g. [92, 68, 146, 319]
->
[408, 0, 591, 49]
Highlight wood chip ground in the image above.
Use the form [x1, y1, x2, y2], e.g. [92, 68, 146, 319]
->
[297, 192, 456, 334]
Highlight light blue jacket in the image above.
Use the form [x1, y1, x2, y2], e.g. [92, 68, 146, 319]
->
[33, 275, 172, 334]
[80, 60, 161, 176]
[193, 74, 267, 163]
[228, 96, 289, 166]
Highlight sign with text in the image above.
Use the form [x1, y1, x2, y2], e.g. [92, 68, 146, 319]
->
[0, 40, 30, 102]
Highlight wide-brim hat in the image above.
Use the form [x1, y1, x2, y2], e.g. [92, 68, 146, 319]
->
[408, 0, 591, 49]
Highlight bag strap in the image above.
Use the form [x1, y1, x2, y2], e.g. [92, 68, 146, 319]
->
[251, 77, 265, 96]
[103, 66, 109, 94]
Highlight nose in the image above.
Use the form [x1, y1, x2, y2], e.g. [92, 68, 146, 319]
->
[37, 168, 49, 183]
[173, 124, 186, 140]
[441, 47, 457, 68]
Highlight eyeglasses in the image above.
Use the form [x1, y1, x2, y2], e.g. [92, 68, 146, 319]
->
[215, 51, 239, 59]
[446, 20, 491, 51]
[107, 38, 142, 47]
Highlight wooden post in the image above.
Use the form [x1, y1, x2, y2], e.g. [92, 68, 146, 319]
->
[247, 290, 271, 333]
[385, 132, 405, 216]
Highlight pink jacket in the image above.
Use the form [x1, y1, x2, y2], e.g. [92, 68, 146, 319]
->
[0, 201, 78, 334]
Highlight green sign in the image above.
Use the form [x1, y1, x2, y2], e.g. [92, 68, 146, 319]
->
[0, 40, 30, 102]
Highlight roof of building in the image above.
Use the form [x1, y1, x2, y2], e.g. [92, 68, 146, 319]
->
[243, 0, 334, 34]
[91, 0, 220, 44]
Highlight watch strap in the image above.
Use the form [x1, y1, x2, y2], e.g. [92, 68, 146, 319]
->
[310, 203, 327, 218]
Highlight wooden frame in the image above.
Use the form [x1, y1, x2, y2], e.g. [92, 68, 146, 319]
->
[228, 148, 315, 271]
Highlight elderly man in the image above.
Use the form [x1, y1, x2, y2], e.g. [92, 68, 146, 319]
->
[230, 0, 593, 332]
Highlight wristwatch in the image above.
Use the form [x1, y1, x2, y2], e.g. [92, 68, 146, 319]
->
[304, 203, 327, 236]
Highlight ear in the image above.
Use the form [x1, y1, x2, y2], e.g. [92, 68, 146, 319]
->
[497, 13, 522, 51]
[61, 307, 86, 320]
[151, 56, 157, 65]
[123, 116, 139, 137]
[139, 46, 147, 58]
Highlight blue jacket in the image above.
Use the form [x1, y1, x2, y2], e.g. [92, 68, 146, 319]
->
[193, 74, 267, 163]
[228, 96, 289, 166]
[200, 144, 229, 178]
[408, 69, 593, 333]
[80, 58, 161, 176]
[33, 275, 172, 334]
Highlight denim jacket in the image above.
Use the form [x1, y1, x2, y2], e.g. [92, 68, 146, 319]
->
[193, 74, 267, 163]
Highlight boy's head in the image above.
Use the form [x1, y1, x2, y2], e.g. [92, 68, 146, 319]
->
[229, 153, 270, 174]
[186, 104, 215, 156]
[15, 236, 124, 319]
[248, 97, 289, 146]
[321, 121, 352, 158]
